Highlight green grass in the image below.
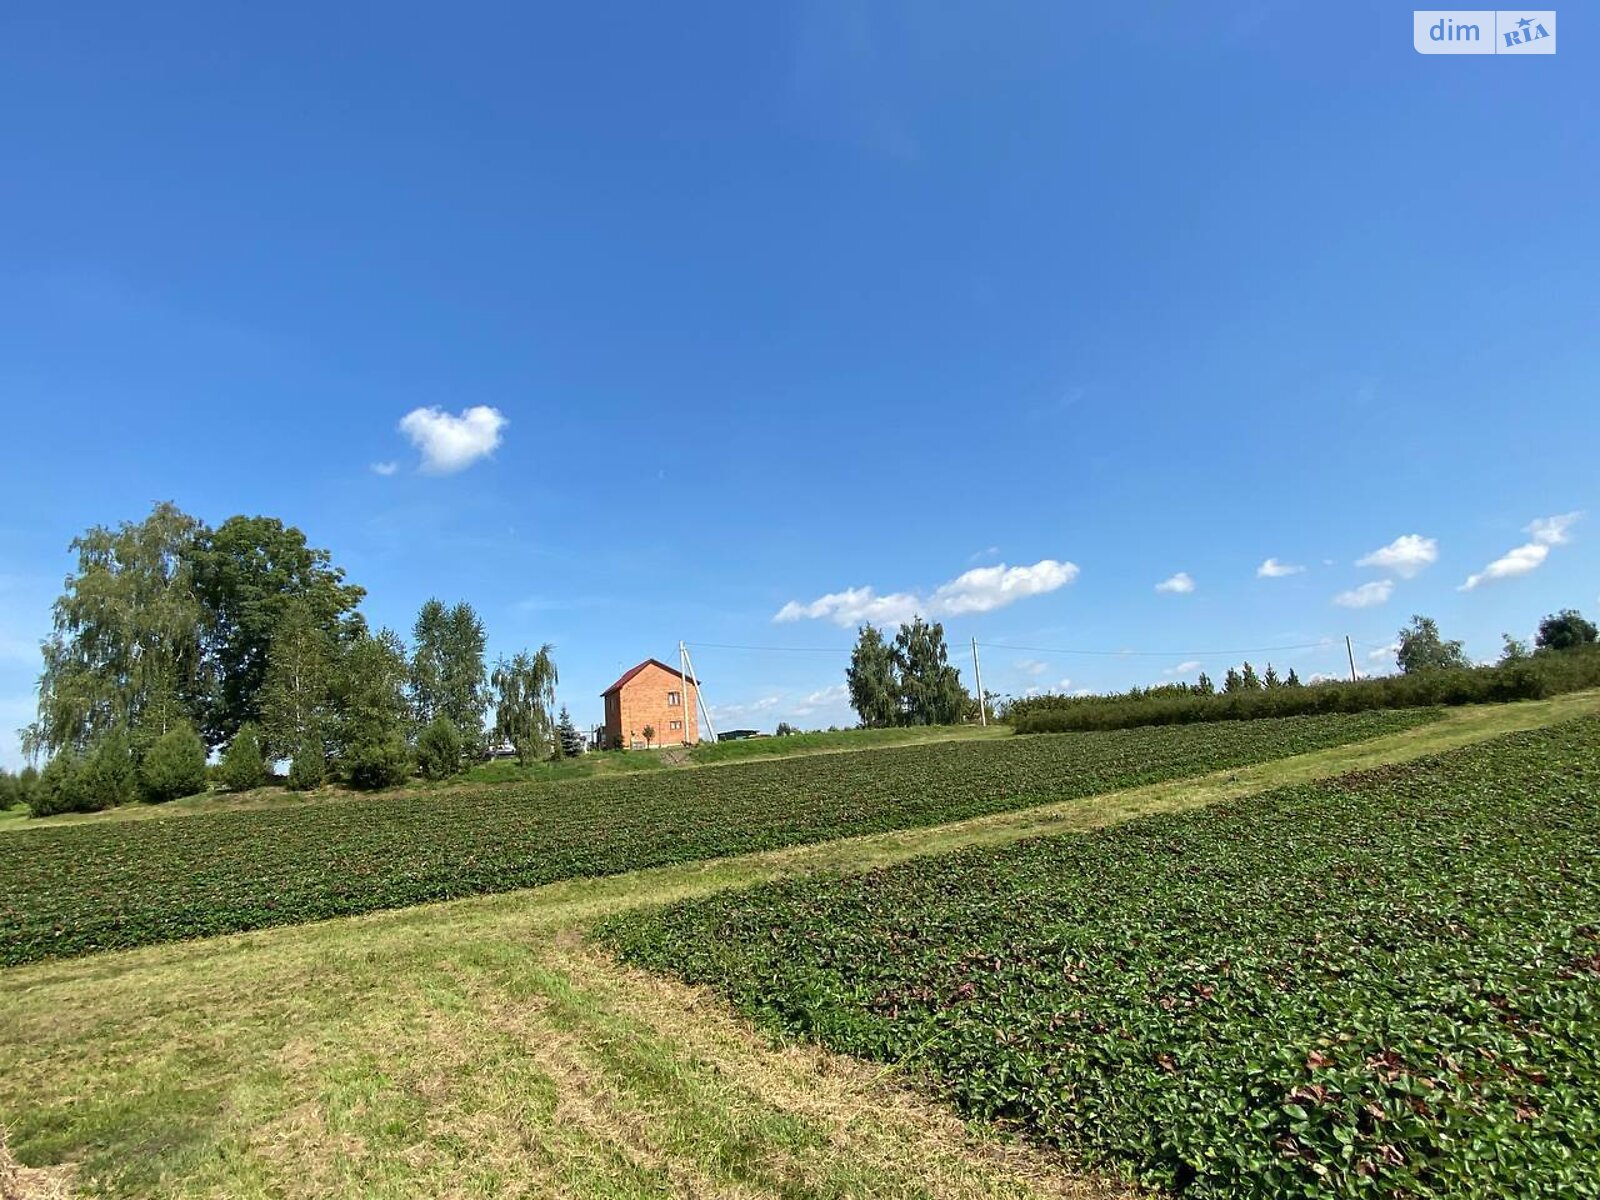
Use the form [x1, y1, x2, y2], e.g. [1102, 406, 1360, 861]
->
[602, 715, 1600, 1198]
[1, 693, 1594, 1199]
[0, 709, 1439, 966]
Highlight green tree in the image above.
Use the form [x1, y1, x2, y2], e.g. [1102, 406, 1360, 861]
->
[1263, 663, 1281, 690]
[1395, 614, 1470, 675]
[1194, 672, 1215, 696]
[1284, 668, 1303, 688]
[1239, 662, 1263, 690]
[82, 729, 140, 808]
[333, 629, 412, 790]
[218, 722, 269, 792]
[189, 515, 365, 748]
[555, 705, 584, 758]
[140, 722, 208, 803]
[0, 768, 19, 811]
[409, 599, 488, 748]
[259, 600, 336, 763]
[490, 645, 559, 766]
[1535, 609, 1598, 653]
[774, 721, 799, 736]
[25, 502, 208, 760]
[846, 624, 898, 728]
[642, 723, 656, 749]
[415, 715, 465, 780]
[31, 751, 95, 816]
[893, 616, 970, 726]
[1499, 634, 1531, 665]
[1222, 667, 1244, 693]
[286, 737, 326, 791]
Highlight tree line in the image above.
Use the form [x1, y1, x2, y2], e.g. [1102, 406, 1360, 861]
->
[1, 503, 571, 817]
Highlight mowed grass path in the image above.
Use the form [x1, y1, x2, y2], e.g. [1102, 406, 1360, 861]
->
[1, 710, 1433, 965]
[1, 694, 1594, 1198]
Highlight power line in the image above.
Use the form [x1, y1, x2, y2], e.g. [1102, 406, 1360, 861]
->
[975, 639, 1334, 659]
[688, 637, 1339, 660]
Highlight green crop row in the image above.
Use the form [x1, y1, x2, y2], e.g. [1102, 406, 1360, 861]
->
[601, 717, 1600, 1199]
[0, 710, 1436, 966]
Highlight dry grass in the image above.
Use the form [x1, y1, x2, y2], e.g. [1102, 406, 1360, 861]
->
[2, 693, 1593, 1197]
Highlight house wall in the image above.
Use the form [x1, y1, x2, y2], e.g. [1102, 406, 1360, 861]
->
[610, 663, 699, 747]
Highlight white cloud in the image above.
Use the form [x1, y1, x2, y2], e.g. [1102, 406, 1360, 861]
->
[370, 461, 398, 476]
[968, 545, 1000, 563]
[397, 405, 508, 474]
[774, 586, 922, 628]
[707, 695, 782, 722]
[1460, 543, 1547, 590]
[1333, 580, 1394, 608]
[1460, 512, 1582, 591]
[1356, 534, 1437, 578]
[1164, 660, 1203, 676]
[1015, 659, 1048, 676]
[1256, 558, 1304, 578]
[792, 684, 849, 716]
[775, 558, 1078, 627]
[930, 560, 1080, 615]
[1155, 572, 1195, 595]
[1528, 511, 1581, 546]
[1367, 642, 1399, 664]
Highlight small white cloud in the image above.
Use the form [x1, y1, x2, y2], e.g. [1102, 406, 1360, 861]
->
[1528, 511, 1581, 546]
[397, 405, 508, 474]
[1256, 558, 1304, 578]
[968, 545, 1000, 563]
[1058, 677, 1075, 690]
[370, 461, 399, 476]
[931, 560, 1080, 615]
[1367, 642, 1399, 664]
[1460, 543, 1548, 590]
[1356, 534, 1437, 579]
[1333, 580, 1394, 608]
[792, 683, 849, 717]
[1155, 572, 1195, 595]
[1015, 659, 1048, 676]
[1164, 660, 1203, 676]
[775, 558, 1078, 626]
[774, 587, 922, 628]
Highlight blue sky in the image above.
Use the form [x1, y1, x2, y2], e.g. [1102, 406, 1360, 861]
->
[0, 3, 1594, 763]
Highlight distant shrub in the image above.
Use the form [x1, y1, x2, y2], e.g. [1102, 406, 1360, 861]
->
[139, 724, 208, 803]
[415, 716, 465, 781]
[286, 738, 326, 791]
[341, 734, 412, 791]
[218, 723, 269, 792]
[1010, 646, 1600, 734]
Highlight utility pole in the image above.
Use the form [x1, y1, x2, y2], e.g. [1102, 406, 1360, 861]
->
[1345, 635, 1358, 683]
[971, 637, 987, 726]
[678, 641, 693, 745]
[681, 641, 718, 743]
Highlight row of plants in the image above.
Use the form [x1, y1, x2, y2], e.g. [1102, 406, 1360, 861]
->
[1008, 643, 1600, 733]
[600, 717, 1600, 1198]
[0, 709, 1437, 965]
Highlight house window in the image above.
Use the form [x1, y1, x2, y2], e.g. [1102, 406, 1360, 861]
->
[667, 691, 681, 706]
[670, 720, 682, 731]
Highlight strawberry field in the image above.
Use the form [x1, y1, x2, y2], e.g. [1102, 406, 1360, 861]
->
[0, 710, 1435, 966]
[602, 718, 1600, 1198]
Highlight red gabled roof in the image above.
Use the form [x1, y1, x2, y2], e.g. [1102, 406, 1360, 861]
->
[600, 658, 699, 696]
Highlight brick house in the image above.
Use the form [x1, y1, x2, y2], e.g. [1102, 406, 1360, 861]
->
[600, 658, 700, 749]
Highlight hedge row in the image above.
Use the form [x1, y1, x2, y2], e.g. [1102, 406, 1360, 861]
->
[1009, 646, 1600, 734]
